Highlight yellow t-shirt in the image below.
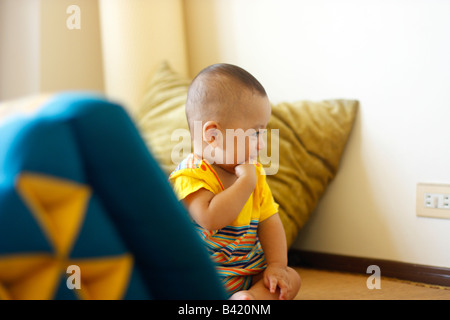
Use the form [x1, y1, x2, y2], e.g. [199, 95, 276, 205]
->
[169, 153, 279, 277]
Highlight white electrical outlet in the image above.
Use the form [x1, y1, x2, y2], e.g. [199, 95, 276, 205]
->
[417, 183, 450, 219]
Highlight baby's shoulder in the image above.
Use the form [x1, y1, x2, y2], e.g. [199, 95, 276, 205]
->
[169, 154, 222, 197]
[171, 154, 212, 178]
[169, 154, 214, 182]
[173, 153, 202, 172]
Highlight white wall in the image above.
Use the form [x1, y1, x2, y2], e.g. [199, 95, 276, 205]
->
[0, 0, 104, 101]
[99, 0, 188, 114]
[40, 0, 104, 94]
[0, 0, 40, 101]
[1, 0, 186, 112]
[184, 0, 450, 268]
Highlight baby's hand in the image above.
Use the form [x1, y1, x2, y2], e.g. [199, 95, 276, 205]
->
[234, 162, 257, 189]
[263, 264, 291, 300]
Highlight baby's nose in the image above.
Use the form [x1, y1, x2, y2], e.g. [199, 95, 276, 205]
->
[257, 137, 265, 150]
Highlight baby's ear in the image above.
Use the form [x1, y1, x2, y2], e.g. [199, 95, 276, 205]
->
[203, 121, 219, 147]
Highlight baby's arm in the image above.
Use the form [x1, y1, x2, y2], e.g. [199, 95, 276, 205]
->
[258, 213, 291, 299]
[183, 163, 256, 230]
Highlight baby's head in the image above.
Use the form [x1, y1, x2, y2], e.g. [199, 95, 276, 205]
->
[186, 64, 271, 170]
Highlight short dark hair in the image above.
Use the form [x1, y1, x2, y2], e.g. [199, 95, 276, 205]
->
[185, 63, 267, 134]
[191, 63, 267, 97]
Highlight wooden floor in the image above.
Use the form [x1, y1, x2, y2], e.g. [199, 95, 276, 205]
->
[293, 267, 450, 300]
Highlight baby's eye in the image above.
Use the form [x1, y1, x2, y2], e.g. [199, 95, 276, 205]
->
[248, 129, 266, 138]
[249, 131, 261, 138]
[254, 129, 267, 137]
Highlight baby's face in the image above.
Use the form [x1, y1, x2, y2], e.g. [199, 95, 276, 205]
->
[215, 92, 271, 168]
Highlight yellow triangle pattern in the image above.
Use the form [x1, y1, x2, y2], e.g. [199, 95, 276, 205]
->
[16, 173, 91, 257]
[0, 173, 134, 300]
[72, 254, 134, 300]
[0, 254, 58, 300]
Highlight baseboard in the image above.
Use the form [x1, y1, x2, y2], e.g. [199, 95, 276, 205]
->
[288, 249, 450, 287]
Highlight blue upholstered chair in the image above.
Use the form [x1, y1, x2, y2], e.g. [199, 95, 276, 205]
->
[0, 92, 226, 300]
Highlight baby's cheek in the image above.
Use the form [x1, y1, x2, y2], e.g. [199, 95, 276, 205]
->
[233, 149, 246, 164]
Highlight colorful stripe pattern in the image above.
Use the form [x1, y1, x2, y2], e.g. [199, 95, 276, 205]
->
[195, 220, 266, 273]
[221, 275, 253, 296]
[194, 220, 266, 296]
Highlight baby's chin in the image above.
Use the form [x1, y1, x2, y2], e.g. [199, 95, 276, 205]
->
[214, 163, 238, 173]
[238, 156, 258, 165]
[212, 154, 257, 170]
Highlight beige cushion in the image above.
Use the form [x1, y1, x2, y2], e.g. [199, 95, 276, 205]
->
[135, 61, 358, 247]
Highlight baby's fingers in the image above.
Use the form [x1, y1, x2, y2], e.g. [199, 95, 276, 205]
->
[278, 280, 290, 300]
[268, 276, 278, 293]
[264, 273, 278, 293]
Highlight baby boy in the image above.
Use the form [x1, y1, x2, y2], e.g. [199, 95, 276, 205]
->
[169, 64, 301, 300]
